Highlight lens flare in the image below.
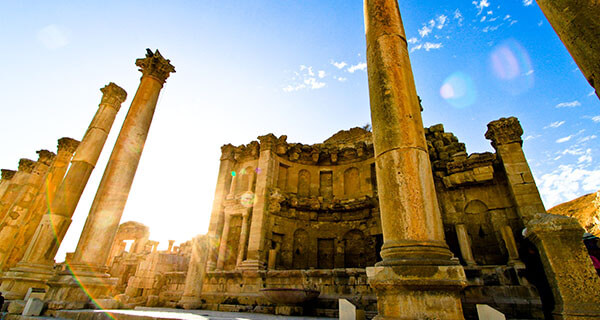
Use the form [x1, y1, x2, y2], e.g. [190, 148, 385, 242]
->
[231, 171, 236, 177]
[490, 39, 534, 95]
[240, 191, 255, 208]
[439, 72, 477, 108]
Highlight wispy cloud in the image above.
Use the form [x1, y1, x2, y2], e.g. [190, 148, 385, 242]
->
[454, 9, 464, 25]
[555, 100, 581, 108]
[545, 120, 565, 129]
[523, 0, 533, 6]
[283, 65, 327, 92]
[418, 21, 434, 37]
[437, 15, 448, 29]
[472, 0, 490, 15]
[331, 61, 347, 69]
[347, 62, 367, 73]
[410, 42, 443, 53]
[556, 135, 573, 143]
[578, 135, 597, 143]
[592, 116, 600, 123]
[318, 70, 326, 79]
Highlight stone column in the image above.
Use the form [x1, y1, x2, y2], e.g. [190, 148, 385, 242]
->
[236, 209, 251, 267]
[179, 235, 209, 309]
[45, 50, 174, 306]
[206, 145, 236, 271]
[0, 83, 126, 300]
[0, 159, 36, 221]
[168, 240, 175, 253]
[216, 213, 232, 270]
[239, 134, 278, 270]
[5, 138, 79, 271]
[363, 1, 466, 319]
[455, 224, 476, 266]
[500, 225, 522, 266]
[0, 170, 16, 200]
[525, 214, 600, 319]
[0, 151, 54, 271]
[536, 0, 599, 99]
[485, 117, 546, 225]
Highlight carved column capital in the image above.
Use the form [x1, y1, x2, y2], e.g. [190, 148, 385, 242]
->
[57, 137, 80, 154]
[258, 134, 278, 152]
[36, 150, 56, 166]
[135, 49, 176, 85]
[1, 169, 16, 180]
[18, 159, 36, 173]
[100, 82, 127, 110]
[220, 144, 236, 161]
[485, 117, 523, 148]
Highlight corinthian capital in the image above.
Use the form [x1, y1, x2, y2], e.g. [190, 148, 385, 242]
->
[135, 49, 176, 85]
[100, 82, 127, 111]
[18, 159, 36, 173]
[258, 134, 278, 152]
[36, 150, 56, 166]
[1, 170, 16, 181]
[57, 137, 80, 154]
[485, 117, 523, 148]
[221, 144, 236, 161]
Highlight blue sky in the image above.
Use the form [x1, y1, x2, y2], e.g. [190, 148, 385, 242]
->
[1, 1, 598, 259]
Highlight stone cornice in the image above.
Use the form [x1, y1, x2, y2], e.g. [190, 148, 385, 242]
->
[485, 117, 523, 148]
[18, 159, 36, 173]
[57, 137, 80, 154]
[136, 49, 176, 85]
[100, 82, 127, 111]
[1, 169, 16, 180]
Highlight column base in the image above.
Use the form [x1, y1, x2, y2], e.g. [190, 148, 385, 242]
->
[178, 295, 202, 310]
[44, 266, 117, 310]
[238, 259, 266, 270]
[0, 262, 54, 300]
[367, 265, 467, 320]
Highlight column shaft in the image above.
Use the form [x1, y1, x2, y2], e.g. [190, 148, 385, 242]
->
[0, 170, 16, 200]
[236, 212, 250, 267]
[455, 224, 476, 266]
[179, 235, 208, 309]
[216, 214, 232, 270]
[0, 159, 36, 221]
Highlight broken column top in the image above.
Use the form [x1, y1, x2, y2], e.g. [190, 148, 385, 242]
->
[135, 49, 176, 84]
[485, 117, 523, 148]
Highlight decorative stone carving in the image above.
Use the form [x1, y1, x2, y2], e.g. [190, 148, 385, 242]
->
[220, 144, 235, 161]
[268, 188, 284, 213]
[135, 49, 176, 85]
[36, 150, 55, 166]
[100, 82, 128, 110]
[485, 117, 524, 148]
[17, 159, 36, 173]
[57, 137, 80, 154]
[1, 170, 16, 181]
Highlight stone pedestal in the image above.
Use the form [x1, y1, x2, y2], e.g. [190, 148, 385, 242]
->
[46, 49, 174, 306]
[525, 213, 600, 319]
[363, 0, 466, 318]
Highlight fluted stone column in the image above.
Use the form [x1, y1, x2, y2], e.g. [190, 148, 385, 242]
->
[0, 151, 54, 271]
[455, 224, 476, 266]
[363, 1, 466, 318]
[179, 235, 208, 309]
[236, 210, 251, 267]
[536, 0, 599, 99]
[0, 83, 126, 300]
[216, 213, 232, 270]
[239, 134, 278, 270]
[45, 49, 174, 306]
[4, 138, 79, 272]
[206, 145, 236, 271]
[0, 159, 36, 221]
[0, 170, 16, 200]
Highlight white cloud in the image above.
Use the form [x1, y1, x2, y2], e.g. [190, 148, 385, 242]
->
[556, 135, 573, 143]
[473, 0, 491, 15]
[318, 70, 326, 79]
[283, 84, 305, 92]
[407, 37, 418, 44]
[304, 77, 325, 89]
[555, 100, 581, 108]
[38, 24, 69, 49]
[525, 69, 534, 76]
[538, 20, 543, 27]
[538, 165, 600, 207]
[578, 149, 593, 164]
[523, 0, 533, 6]
[410, 42, 443, 52]
[480, 16, 487, 22]
[578, 135, 597, 143]
[437, 15, 448, 29]
[482, 25, 501, 32]
[487, 10, 493, 15]
[283, 65, 327, 92]
[335, 76, 347, 82]
[524, 134, 540, 141]
[592, 116, 600, 123]
[419, 24, 433, 37]
[331, 61, 347, 69]
[347, 62, 367, 73]
[504, 15, 511, 20]
[561, 145, 585, 156]
[454, 9, 464, 25]
[545, 120, 565, 129]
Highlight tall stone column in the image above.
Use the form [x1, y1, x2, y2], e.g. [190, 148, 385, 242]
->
[485, 117, 545, 225]
[536, 0, 599, 99]
[206, 145, 235, 271]
[455, 224, 476, 266]
[0, 83, 126, 300]
[239, 134, 278, 270]
[363, 1, 466, 319]
[0, 159, 36, 221]
[4, 138, 79, 271]
[0, 170, 16, 199]
[45, 49, 175, 306]
[216, 213, 232, 270]
[499, 225, 522, 266]
[179, 235, 209, 309]
[236, 210, 251, 267]
[0, 151, 54, 271]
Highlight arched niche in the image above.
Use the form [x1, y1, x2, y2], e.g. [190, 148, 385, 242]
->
[298, 169, 311, 197]
[292, 229, 309, 269]
[344, 167, 360, 198]
[463, 199, 505, 265]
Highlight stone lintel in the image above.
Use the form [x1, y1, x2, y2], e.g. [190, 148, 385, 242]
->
[57, 138, 80, 154]
[36, 150, 56, 165]
[135, 49, 176, 85]
[485, 117, 524, 149]
[1, 170, 16, 181]
[99, 82, 127, 111]
[18, 159, 36, 173]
